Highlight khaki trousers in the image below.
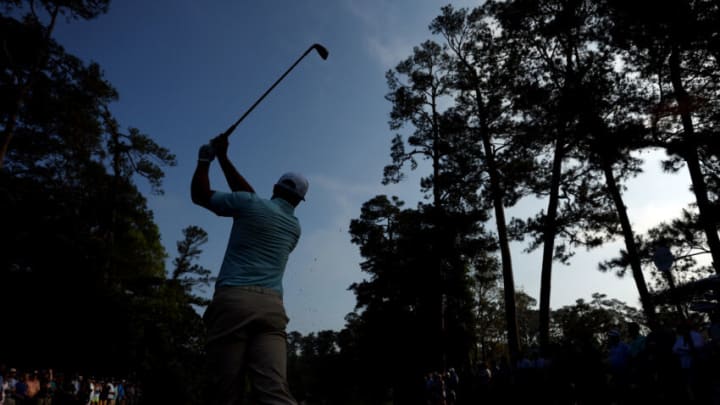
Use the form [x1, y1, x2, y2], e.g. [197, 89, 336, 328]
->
[204, 286, 297, 405]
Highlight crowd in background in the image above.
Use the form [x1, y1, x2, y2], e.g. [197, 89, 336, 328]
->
[0, 367, 141, 405]
[4, 317, 719, 405]
[425, 317, 720, 404]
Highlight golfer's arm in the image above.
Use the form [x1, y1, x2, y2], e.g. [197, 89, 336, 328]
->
[217, 155, 255, 193]
[191, 161, 214, 207]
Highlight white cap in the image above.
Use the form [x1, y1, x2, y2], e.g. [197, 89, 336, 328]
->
[276, 172, 309, 200]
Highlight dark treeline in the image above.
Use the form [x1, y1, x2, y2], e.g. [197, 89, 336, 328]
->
[0, 1, 211, 404]
[2, 0, 720, 404]
[328, 0, 720, 403]
[285, 292, 695, 404]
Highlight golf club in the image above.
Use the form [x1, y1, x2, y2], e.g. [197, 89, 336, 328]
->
[220, 43, 329, 138]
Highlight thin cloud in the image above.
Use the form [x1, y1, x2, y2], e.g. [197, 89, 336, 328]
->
[310, 172, 382, 196]
[309, 172, 427, 221]
[366, 36, 417, 70]
[344, 0, 487, 69]
[343, 0, 433, 69]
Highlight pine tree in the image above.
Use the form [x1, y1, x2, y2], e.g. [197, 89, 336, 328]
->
[606, 0, 720, 274]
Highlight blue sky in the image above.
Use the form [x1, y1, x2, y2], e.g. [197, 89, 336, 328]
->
[52, 0, 697, 334]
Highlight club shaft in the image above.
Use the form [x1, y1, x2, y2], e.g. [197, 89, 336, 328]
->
[222, 46, 317, 138]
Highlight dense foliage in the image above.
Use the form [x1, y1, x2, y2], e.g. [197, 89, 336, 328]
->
[0, 1, 211, 404]
[335, 0, 720, 402]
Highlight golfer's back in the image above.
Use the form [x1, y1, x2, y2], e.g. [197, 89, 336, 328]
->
[209, 191, 301, 295]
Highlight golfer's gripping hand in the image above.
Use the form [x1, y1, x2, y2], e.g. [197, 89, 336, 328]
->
[198, 143, 215, 163]
[211, 135, 229, 158]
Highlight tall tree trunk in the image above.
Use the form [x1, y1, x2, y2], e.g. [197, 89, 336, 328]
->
[539, 140, 563, 351]
[601, 157, 658, 327]
[539, 19, 576, 351]
[431, 94, 448, 371]
[476, 112, 520, 363]
[668, 46, 720, 274]
[456, 46, 520, 363]
[489, 149, 520, 364]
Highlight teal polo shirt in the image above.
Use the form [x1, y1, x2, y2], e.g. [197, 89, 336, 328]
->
[208, 191, 301, 295]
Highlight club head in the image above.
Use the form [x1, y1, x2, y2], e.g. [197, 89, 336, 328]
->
[312, 44, 329, 60]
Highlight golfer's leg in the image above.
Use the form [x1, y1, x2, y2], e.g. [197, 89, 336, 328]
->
[247, 330, 297, 405]
[207, 338, 248, 405]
